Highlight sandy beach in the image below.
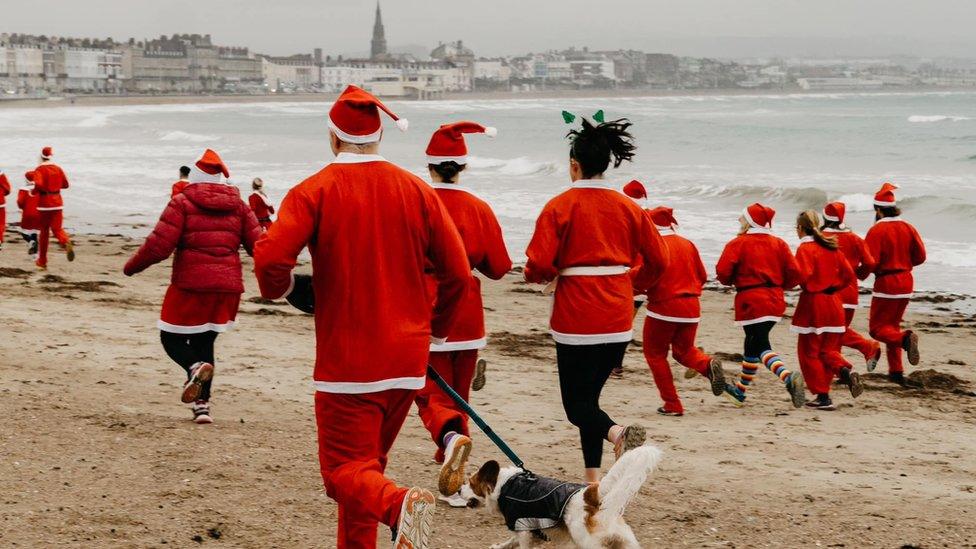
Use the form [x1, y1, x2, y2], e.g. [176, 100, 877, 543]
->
[1, 233, 975, 548]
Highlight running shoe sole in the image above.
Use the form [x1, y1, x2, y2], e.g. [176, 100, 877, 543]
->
[394, 487, 435, 549]
[181, 362, 214, 404]
[708, 359, 726, 396]
[905, 332, 920, 366]
[866, 345, 882, 373]
[614, 424, 647, 460]
[723, 384, 746, 408]
[471, 359, 488, 392]
[65, 241, 75, 262]
[787, 373, 807, 409]
[438, 435, 472, 497]
[657, 407, 683, 417]
[194, 413, 213, 424]
[848, 371, 865, 399]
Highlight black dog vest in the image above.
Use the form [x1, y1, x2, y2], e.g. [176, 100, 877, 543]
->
[497, 472, 587, 532]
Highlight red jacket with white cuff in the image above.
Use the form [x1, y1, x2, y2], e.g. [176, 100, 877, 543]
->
[824, 228, 876, 309]
[248, 192, 275, 221]
[716, 229, 801, 325]
[525, 180, 669, 344]
[864, 217, 926, 299]
[791, 238, 856, 334]
[252, 153, 471, 394]
[644, 227, 708, 322]
[32, 162, 69, 211]
[17, 182, 40, 231]
[428, 183, 512, 351]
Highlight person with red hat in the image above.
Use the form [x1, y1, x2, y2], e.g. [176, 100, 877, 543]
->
[253, 85, 470, 549]
[0, 168, 10, 251]
[124, 149, 262, 425]
[247, 178, 275, 230]
[791, 210, 863, 410]
[821, 201, 882, 370]
[636, 204, 727, 416]
[716, 202, 806, 408]
[525, 116, 668, 483]
[864, 182, 925, 386]
[33, 146, 75, 269]
[414, 121, 512, 505]
[17, 171, 41, 257]
[171, 166, 191, 197]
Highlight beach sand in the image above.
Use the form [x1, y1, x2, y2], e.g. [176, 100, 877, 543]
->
[1, 233, 974, 548]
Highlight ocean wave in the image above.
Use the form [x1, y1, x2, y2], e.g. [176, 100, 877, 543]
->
[158, 130, 220, 143]
[77, 113, 112, 128]
[908, 115, 972, 123]
[677, 184, 828, 208]
[466, 156, 561, 176]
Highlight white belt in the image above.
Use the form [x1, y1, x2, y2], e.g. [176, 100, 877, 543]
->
[558, 265, 629, 276]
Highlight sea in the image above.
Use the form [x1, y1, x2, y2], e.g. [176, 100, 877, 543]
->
[1, 91, 975, 299]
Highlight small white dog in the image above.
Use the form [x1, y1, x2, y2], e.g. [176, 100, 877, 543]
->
[461, 445, 662, 548]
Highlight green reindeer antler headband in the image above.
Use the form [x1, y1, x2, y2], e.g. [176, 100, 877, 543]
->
[562, 109, 605, 125]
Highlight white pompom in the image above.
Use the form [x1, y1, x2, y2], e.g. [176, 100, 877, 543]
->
[396, 118, 409, 132]
[484, 126, 498, 138]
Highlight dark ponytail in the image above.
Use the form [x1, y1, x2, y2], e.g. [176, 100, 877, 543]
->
[428, 161, 466, 183]
[797, 210, 838, 250]
[567, 118, 636, 179]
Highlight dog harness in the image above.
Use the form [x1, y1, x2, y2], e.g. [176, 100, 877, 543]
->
[497, 472, 587, 532]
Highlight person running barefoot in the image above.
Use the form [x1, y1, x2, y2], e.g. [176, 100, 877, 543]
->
[864, 183, 926, 386]
[414, 121, 512, 505]
[33, 147, 75, 269]
[716, 203, 806, 408]
[17, 172, 41, 258]
[525, 113, 669, 482]
[124, 149, 261, 424]
[791, 210, 863, 410]
[821, 202, 882, 371]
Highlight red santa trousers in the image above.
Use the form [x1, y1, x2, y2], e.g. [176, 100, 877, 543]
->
[37, 210, 70, 267]
[841, 308, 876, 359]
[868, 297, 909, 374]
[315, 389, 415, 549]
[0, 208, 5, 243]
[642, 316, 712, 414]
[415, 350, 477, 462]
[797, 332, 850, 395]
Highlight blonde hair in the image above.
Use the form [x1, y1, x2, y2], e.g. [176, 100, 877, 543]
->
[797, 210, 838, 250]
[737, 215, 750, 236]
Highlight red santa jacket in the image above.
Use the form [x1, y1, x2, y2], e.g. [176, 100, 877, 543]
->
[124, 183, 262, 293]
[864, 217, 926, 299]
[33, 162, 69, 211]
[716, 229, 801, 325]
[525, 180, 669, 344]
[248, 191, 275, 221]
[428, 183, 512, 351]
[0, 173, 10, 208]
[171, 179, 189, 198]
[790, 237, 856, 334]
[252, 153, 470, 394]
[643, 228, 708, 322]
[824, 228, 876, 309]
[17, 182, 41, 230]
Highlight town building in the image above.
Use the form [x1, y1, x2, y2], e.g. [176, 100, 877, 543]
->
[261, 49, 323, 92]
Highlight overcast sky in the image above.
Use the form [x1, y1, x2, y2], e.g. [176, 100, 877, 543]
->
[4, 0, 976, 59]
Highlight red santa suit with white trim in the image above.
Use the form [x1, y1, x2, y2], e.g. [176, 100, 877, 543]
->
[248, 189, 275, 230]
[252, 86, 469, 548]
[821, 202, 881, 366]
[17, 172, 41, 255]
[790, 234, 857, 397]
[32, 147, 74, 269]
[414, 121, 513, 464]
[0, 169, 10, 248]
[864, 183, 926, 375]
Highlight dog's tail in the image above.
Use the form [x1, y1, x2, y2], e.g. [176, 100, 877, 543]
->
[597, 445, 663, 518]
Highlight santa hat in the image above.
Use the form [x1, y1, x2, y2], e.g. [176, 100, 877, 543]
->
[190, 148, 229, 183]
[328, 84, 408, 144]
[873, 182, 899, 207]
[823, 201, 846, 223]
[425, 121, 497, 165]
[648, 206, 678, 231]
[743, 202, 775, 229]
[41, 146, 53, 160]
[622, 180, 648, 208]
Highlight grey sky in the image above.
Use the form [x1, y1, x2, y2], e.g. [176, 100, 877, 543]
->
[5, 0, 976, 59]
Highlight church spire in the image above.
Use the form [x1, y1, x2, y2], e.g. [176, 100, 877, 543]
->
[370, 1, 388, 60]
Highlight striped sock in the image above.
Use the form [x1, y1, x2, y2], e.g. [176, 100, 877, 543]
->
[761, 350, 792, 383]
[735, 357, 760, 394]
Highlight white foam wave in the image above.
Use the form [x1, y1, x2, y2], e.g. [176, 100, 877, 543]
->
[834, 193, 875, 212]
[158, 130, 220, 143]
[466, 156, 561, 176]
[77, 113, 112, 127]
[908, 115, 972, 123]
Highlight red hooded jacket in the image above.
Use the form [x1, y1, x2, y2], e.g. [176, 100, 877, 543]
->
[33, 162, 69, 211]
[716, 229, 801, 325]
[0, 173, 10, 208]
[644, 228, 708, 322]
[864, 217, 926, 299]
[791, 237, 856, 333]
[124, 183, 262, 293]
[823, 228, 876, 308]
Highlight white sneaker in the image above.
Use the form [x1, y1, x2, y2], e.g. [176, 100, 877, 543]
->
[181, 362, 214, 404]
[392, 487, 435, 548]
[192, 400, 213, 424]
[438, 434, 472, 496]
[437, 491, 471, 508]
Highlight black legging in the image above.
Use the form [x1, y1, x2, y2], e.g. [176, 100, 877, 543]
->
[160, 330, 218, 401]
[743, 321, 776, 360]
[555, 341, 629, 469]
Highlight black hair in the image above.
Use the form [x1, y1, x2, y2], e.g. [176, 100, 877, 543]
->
[874, 205, 901, 219]
[428, 161, 466, 183]
[566, 118, 636, 179]
[179, 165, 191, 177]
[821, 219, 843, 231]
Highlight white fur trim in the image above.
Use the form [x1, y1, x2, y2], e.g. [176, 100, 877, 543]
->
[550, 329, 633, 345]
[328, 117, 383, 144]
[743, 206, 769, 229]
[843, 303, 859, 309]
[646, 310, 700, 323]
[429, 182, 478, 197]
[332, 153, 387, 164]
[395, 118, 409, 132]
[158, 320, 235, 334]
[313, 376, 426, 394]
[745, 227, 772, 235]
[36, 206, 64, 211]
[875, 217, 903, 224]
[188, 166, 222, 184]
[873, 200, 896, 207]
[872, 292, 913, 299]
[789, 325, 847, 335]
[430, 336, 488, 352]
[735, 315, 781, 326]
[571, 179, 618, 191]
[822, 213, 840, 222]
[799, 236, 815, 243]
[822, 227, 849, 233]
[484, 126, 498, 138]
[426, 155, 468, 165]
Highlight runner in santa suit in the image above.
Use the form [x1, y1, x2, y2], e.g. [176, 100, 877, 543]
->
[0, 168, 10, 251]
[253, 85, 470, 549]
[413, 121, 512, 504]
[33, 146, 75, 269]
[17, 171, 41, 257]
[790, 210, 864, 411]
[820, 201, 882, 370]
[525, 115, 669, 483]
[171, 165, 191, 197]
[864, 182, 925, 386]
[248, 177, 275, 230]
[716, 203, 806, 408]
[124, 149, 261, 424]
[631, 200, 727, 416]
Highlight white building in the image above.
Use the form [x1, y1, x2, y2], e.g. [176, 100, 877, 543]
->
[474, 60, 512, 81]
[261, 55, 321, 92]
[797, 77, 884, 91]
[0, 44, 44, 92]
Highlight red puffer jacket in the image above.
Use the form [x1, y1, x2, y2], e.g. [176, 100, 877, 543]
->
[124, 183, 262, 293]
